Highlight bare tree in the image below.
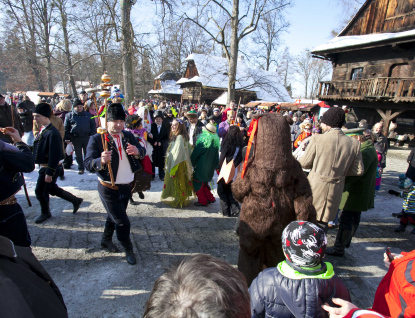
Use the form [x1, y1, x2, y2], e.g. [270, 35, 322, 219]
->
[184, 0, 291, 104]
[32, 0, 55, 91]
[295, 49, 331, 99]
[250, 10, 289, 71]
[1, 0, 46, 91]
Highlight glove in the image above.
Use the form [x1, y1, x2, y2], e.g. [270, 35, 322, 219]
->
[388, 189, 400, 196]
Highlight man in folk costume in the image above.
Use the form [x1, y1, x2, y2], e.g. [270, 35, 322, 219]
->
[32, 103, 83, 224]
[299, 107, 364, 231]
[186, 110, 204, 147]
[190, 123, 220, 206]
[148, 110, 169, 181]
[84, 103, 145, 265]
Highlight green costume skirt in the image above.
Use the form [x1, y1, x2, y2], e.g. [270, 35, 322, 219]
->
[161, 162, 194, 207]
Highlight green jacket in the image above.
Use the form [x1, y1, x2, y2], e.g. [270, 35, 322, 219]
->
[190, 140, 219, 192]
[341, 140, 378, 211]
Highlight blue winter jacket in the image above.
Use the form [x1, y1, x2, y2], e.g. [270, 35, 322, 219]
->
[64, 110, 96, 140]
[249, 261, 351, 318]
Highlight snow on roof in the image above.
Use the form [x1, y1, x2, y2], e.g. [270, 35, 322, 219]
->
[177, 53, 293, 102]
[312, 29, 415, 54]
[212, 92, 228, 105]
[148, 80, 183, 95]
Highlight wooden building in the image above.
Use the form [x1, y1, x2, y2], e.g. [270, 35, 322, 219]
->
[148, 71, 183, 102]
[312, 0, 415, 142]
[177, 53, 293, 105]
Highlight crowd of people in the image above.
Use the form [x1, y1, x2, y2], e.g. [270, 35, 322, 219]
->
[0, 90, 414, 317]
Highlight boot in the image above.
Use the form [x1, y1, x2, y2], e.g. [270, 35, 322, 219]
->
[129, 196, 139, 205]
[326, 227, 352, 257]
[56, 189, 83, 213]
[138, 192, 144, 199]
[101, 226, 119, 253]
[394, 224, 407, 232]
[35, 200, 52, 224]
[120, 239, 136, 265]
[345, 224, 358, 248]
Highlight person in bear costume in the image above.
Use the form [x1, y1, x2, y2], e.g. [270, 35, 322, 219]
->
[232, 112, 317, 286]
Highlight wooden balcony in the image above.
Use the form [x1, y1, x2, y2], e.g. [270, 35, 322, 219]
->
[318, 77, 415, 102]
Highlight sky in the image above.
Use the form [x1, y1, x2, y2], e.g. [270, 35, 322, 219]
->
[280, 0, 345, 56]
[279, 0, 347, 97]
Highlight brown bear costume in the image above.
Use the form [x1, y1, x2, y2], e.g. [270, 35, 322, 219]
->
[232, 113, 317, 286]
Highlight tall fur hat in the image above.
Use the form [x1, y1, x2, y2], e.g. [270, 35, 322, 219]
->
[321, 107, 345, 128]
[107, 103, 126, 122]
[252, 113, 293, 170]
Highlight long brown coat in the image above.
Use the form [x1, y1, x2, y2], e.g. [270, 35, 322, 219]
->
[299, 129, 363, 223]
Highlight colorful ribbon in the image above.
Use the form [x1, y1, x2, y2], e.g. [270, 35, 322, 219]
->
[241, 118, 259, 179]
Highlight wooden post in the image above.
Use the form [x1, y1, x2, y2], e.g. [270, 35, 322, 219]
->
[318, 83, 322, 96]
[408, 81, 414, 98]
[376, 108, 405, 136]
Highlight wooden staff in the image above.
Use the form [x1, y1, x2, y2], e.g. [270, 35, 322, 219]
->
[21, 173, 32, 206]
[236, 96, 242, 114]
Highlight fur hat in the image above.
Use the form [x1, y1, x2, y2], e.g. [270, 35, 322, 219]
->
[34, 103, 51, 118]
[321, 107, 345, 128]
[203, 123, 217, 134]
[107, 103, 126, 122]
[282, 221, 327, 268]
[154, 110, 164, 119]
[253, 113, 293, 170]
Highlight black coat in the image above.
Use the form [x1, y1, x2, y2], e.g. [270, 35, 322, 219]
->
[187, 121, 205, 146]
[0, 236, 68, 318]
[0, 103, 24, 143]
[406, 149, 415, 182]
[32, 123, 63, 177]
[84, 130, 145, 182]
[0, 141, 34, 201]
[148, 123, 169, 168]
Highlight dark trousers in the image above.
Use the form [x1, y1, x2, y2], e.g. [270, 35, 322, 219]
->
[97, 182, 131, 243]
[35, 166, 64, 205]
[0, 204, 31, 247]
[71, 135, 89, 171]
[63, 153, 73, 169]
[339, 210, 361, 231]
[151, 163, 165, 179]
[217, 180, 240, 216]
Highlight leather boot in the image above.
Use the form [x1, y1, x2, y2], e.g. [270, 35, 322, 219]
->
[55, 189, 83, 213]
[101, 226, 119, 253]
[129, 196, 139, 205]
[345, 224, 358, 248]
[326, 227, 352, 257]
[35, 200, 52, 224]
[120, 239, 136, 265]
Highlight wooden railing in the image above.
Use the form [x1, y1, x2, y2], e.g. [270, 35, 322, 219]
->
[318, 77, 415, 100]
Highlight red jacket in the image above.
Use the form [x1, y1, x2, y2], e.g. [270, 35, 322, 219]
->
[371, 250, 415, 318]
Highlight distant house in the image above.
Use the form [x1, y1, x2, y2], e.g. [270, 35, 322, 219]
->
[312, 0, 415, 140]
[148, 71, 183, 102]
[177, 53, 293, 105]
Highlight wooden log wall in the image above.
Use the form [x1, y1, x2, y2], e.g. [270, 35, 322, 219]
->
[331, 45, 415, 81]
[341, 0, 415, 36]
